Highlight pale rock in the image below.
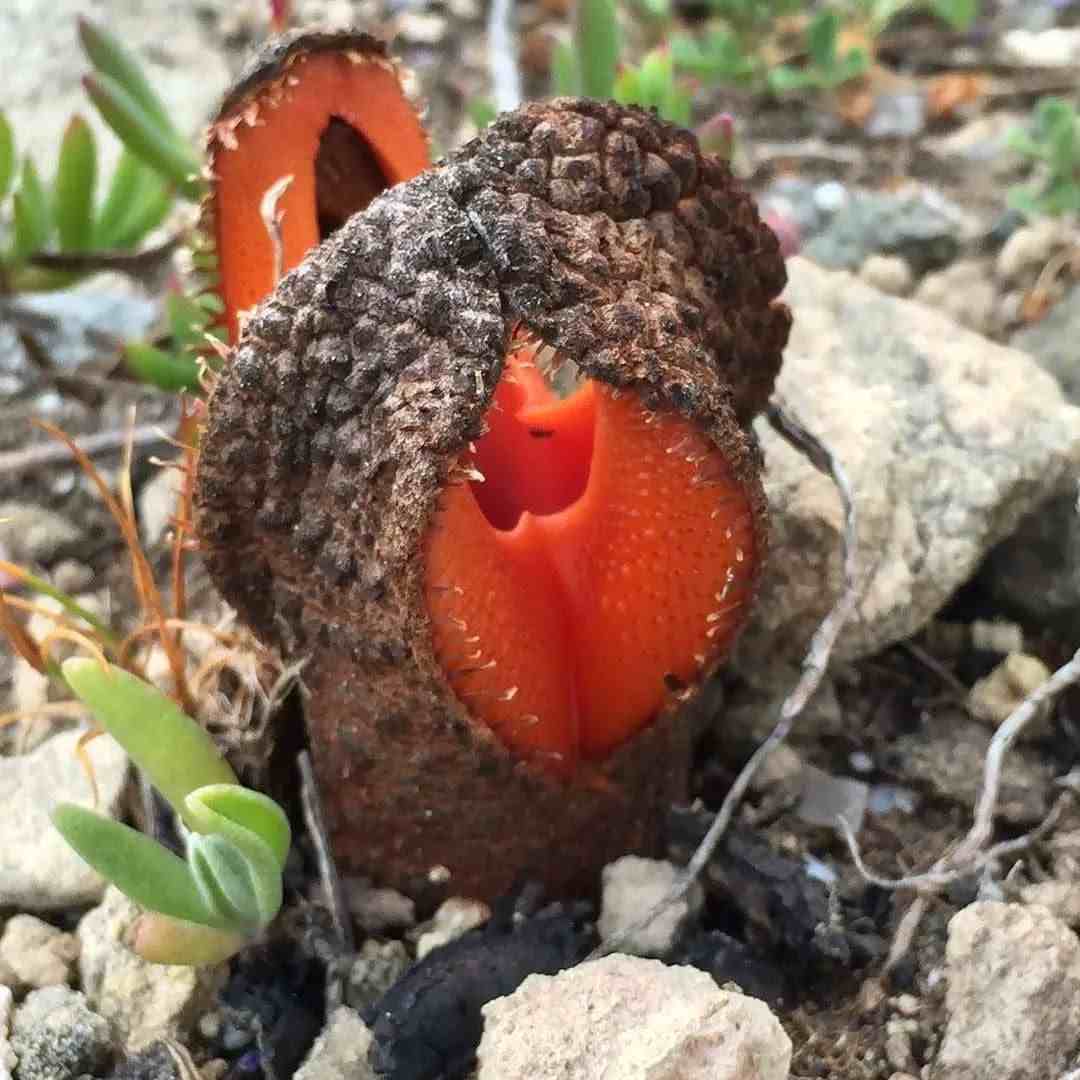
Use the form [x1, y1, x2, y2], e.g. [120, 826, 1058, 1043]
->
[1011, 283, 1080, 404]
[0, 730, 128, 910]
[1019, 883, 1080, 929]
[0, 915, 78, 992]
[996, 218, 1073, 283]
[1002, 28, 1080, 67]
[913, 260, 998, 336]
[137, 467, 184, 550]
[10, 986, 112, 1080]
[968, 653, 1052, 737]
[734, 258, 1080, 686]
[0, 502, 80, 567]
[0, 986, 13, 1078]
[477, 955, 791, 1080]
[598, 857, 703, 957]
[859, 254, 913, 296]
[344, 880, 416, 935]
[936, 902, 1080, 1079]
[969, 619, 1023, 656]
[294, 1007, 376, 1080]
[416, 897, 491, 959]
[77, 887, 223, 1051]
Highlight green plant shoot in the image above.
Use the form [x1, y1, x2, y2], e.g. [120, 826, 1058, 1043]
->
[52, 658, 290, 965]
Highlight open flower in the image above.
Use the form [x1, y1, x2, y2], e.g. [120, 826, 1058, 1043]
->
[195, 34, 789, 902]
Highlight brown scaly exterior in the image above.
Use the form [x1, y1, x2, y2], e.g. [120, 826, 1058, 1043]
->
[194, 98, 791, 905]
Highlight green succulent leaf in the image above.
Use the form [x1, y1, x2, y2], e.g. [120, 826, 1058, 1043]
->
[575, 0, 620, 100]
[929, 0, 978, 31]
[82, 73, 202, 200]
[806, 10, 840, 72]
[61, 657, 237, 826]
[11, 158, 52, 260]
[123, 342, 203, 392]
[54, 116, 98, 252]
[0, 112, 15, 204]
[551, 39, 582, 97]
[111, 172, 174, 249]
[78, 17, 178, 138]
[185, 784, 291, 871]
[188, 833, 265, 930]
[51, 804, 227, 928]
[93, 148, 173, 249]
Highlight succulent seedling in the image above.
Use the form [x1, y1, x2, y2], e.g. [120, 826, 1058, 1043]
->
[52, 658, 290, 965]
[194, 31, 790, 905]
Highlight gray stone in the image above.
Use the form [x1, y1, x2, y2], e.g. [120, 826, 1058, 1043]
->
[0, 730, 128, 910]
[936, 902, 1080, 1080]
[294, 1007, 375, 1080]
[864, 90, 926, 140]
[0, 916, 79, 992]
[598, 857, 702, 958]
[803, 187, 972, 275]
[344, 880, 416, 935]
[345, 940, 410, 1014]
[1011, 284, 1080, 404]
[924, 112, 1027, 175]
[982, 490, 1080, 637]
[733, 258, 1080, 686]
[758, 177, 826, 242]
[0, 986, 14, 1079]
[2, 286, 159, 375]
[10, 986, 112, 1080]
[794, 765, 869, 834]
[477, 955, 791, 1080]
[77, 888, 223, 1052]
[0, 502, 81, 567]
[892, 714, 1051, 827]
[107, 1041, 183, 1080]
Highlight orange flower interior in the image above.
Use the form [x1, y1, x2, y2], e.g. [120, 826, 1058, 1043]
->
[210, 48, 429, 340]
[424, 338, 759, 775]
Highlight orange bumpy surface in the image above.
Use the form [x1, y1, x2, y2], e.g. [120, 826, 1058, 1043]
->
[424, 340, 757, 773]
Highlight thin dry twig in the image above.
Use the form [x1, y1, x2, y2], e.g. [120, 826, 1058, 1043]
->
[299, 749, 355, 958]
[842, 646, 1080, 899]
[0, 424, 171, 476]
[591, 398, 861, 959]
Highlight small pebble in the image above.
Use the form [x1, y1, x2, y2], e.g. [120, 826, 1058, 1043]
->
[970, 619, 1024, 656]
[415, 897, 490, 959]
[968, 653, 1052, 736]
[346, 939, 410, 1014]
[859, 254, 913, 296]
[0, 915, 79, 992]
[598, 856, 702, 958]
